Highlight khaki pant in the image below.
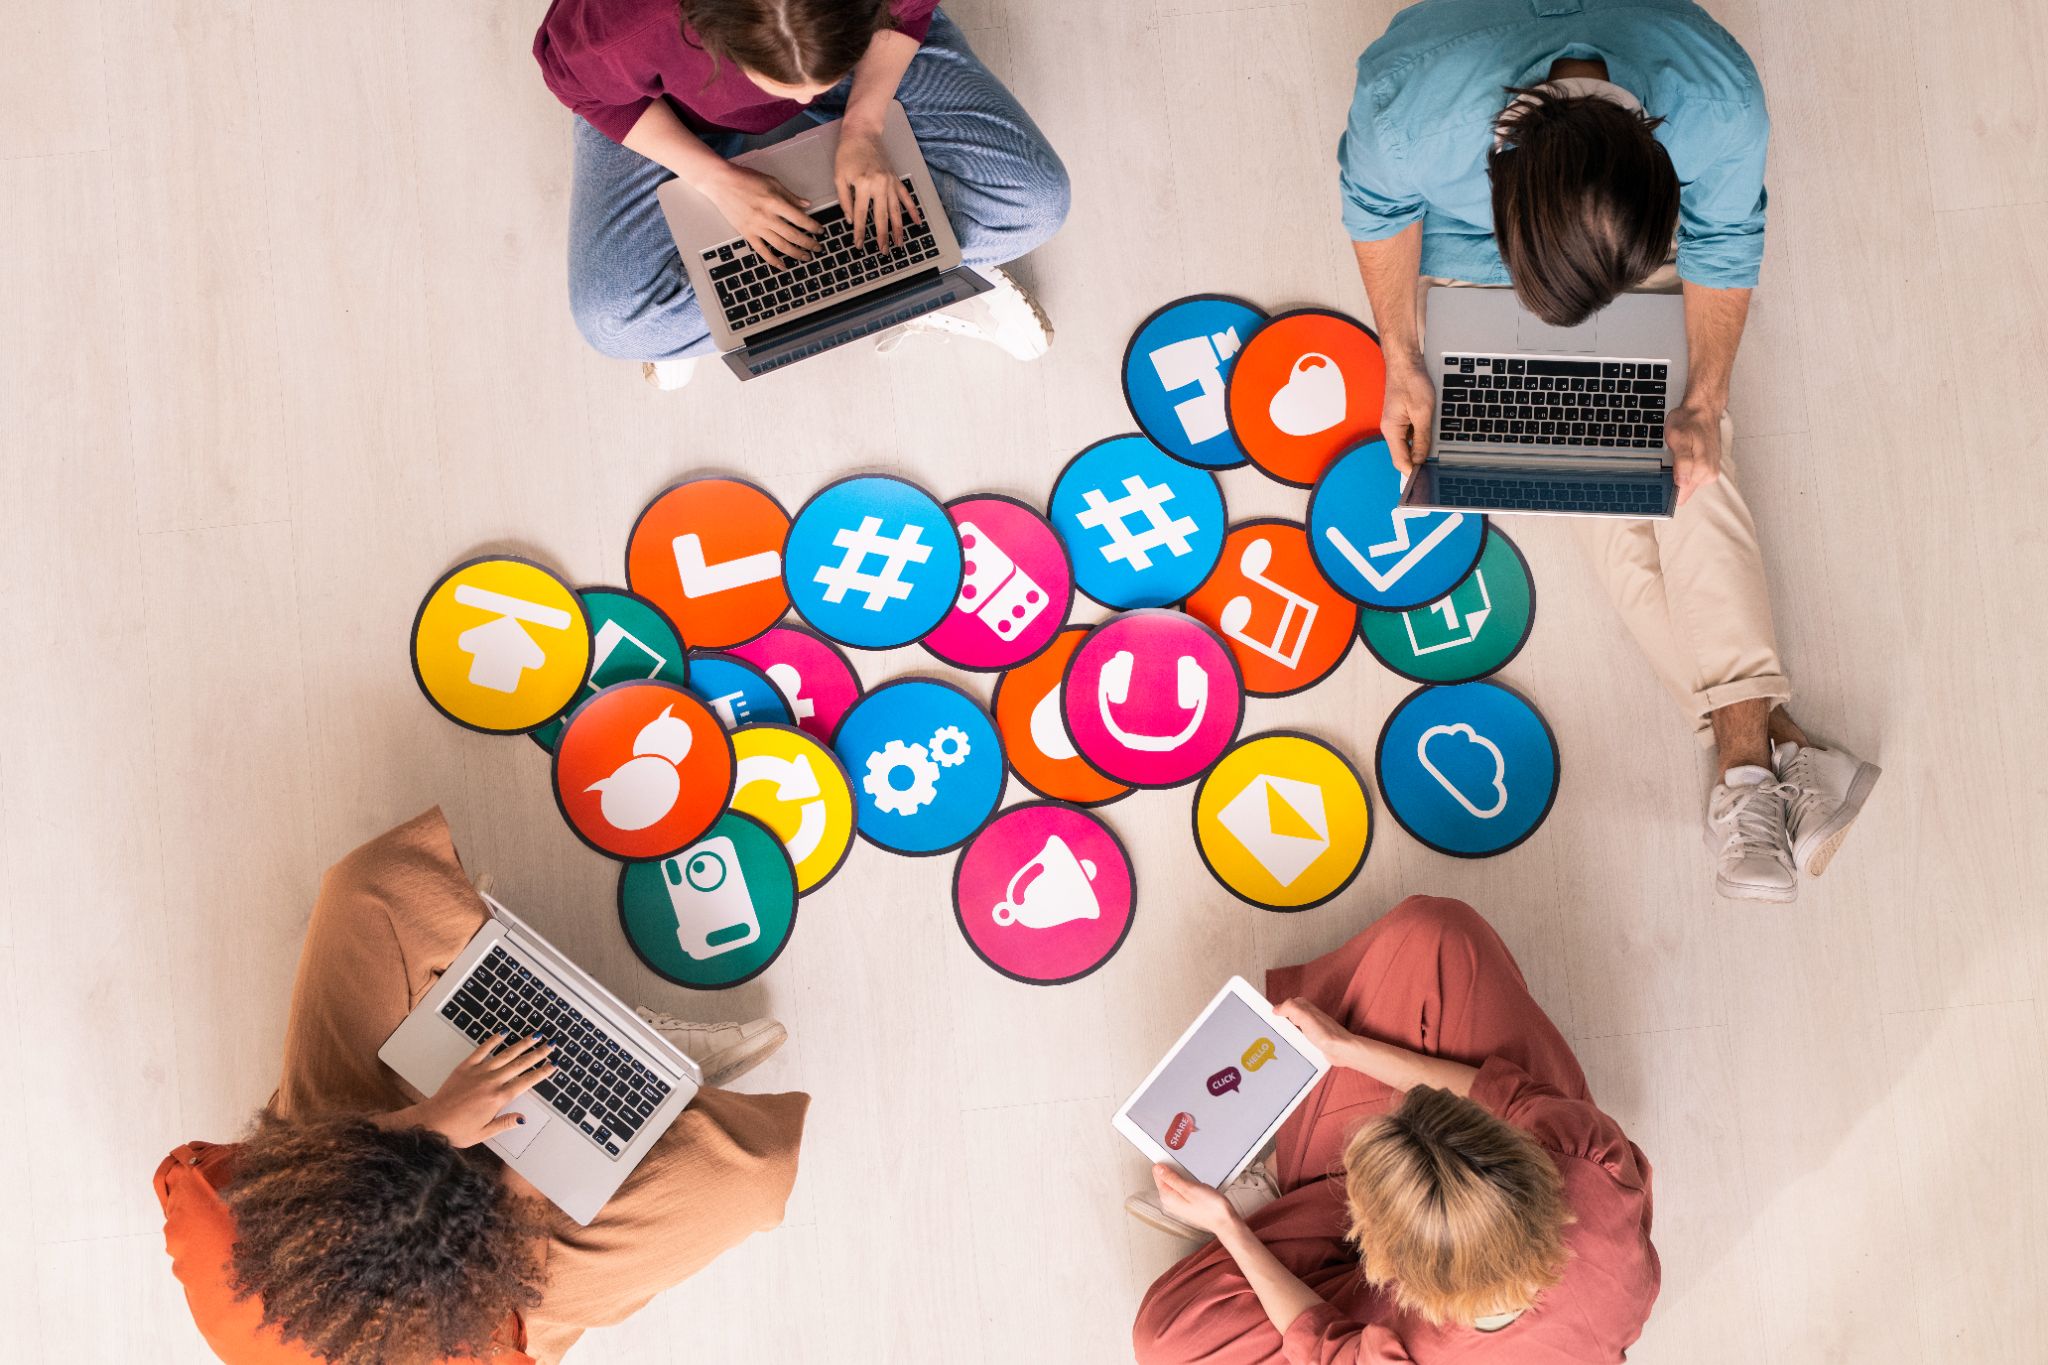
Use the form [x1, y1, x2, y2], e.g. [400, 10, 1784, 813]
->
[1421, 264, 1791, 739]
[271, 809, 810, 1362]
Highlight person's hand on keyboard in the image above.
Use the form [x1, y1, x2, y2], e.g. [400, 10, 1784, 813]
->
[1382, 354, 1438, 475]
[383, 1033, 557, 1148]
[834, 124, 921, 252]
[1665, 400, 1721, 506]
[701, 164, 820, 269]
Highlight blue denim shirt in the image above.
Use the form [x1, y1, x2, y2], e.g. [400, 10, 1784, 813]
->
[1340, 0, 1769, 288]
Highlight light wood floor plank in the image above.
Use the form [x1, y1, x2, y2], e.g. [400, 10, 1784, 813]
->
[140, 521, 315, 1132]
[1880, 1000, 2048, 1364]
[1913, 0, 2048, 211]
[1, 154, 186, 1245]
[105, 0, 286, 532]
[0, 0, 108, 160]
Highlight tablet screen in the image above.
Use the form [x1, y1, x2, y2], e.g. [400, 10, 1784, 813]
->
[1123, 992, 1322, 1185]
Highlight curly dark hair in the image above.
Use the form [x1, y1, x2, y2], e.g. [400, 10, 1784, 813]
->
[221, 1113, 545, 1364]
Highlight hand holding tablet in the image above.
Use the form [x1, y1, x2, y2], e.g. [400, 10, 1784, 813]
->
[1112, 977, 1331, 1187]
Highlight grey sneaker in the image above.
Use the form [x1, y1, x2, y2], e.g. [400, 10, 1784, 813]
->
[1124, 1160, 1280, 1240]
[1704, 768, 1798, 903]
[635, 1008, 787, 1088]
[1775, 739, 1882, 877]
[876, 265, 1052, 361]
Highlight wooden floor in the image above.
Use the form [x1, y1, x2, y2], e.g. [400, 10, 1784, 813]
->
[4, 0, 2045, 1360]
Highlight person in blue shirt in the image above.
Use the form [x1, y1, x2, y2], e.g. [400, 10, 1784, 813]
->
[1340, 0, 1879, 903]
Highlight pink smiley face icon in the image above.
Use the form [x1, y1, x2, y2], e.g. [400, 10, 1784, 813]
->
[1060, 611, 1245, 788]
[923, 496, 1074, 673]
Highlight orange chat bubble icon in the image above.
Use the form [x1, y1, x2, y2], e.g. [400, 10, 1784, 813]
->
[1242, 1038, 1277, 1072]
[1165, 1112, 1198, 1151]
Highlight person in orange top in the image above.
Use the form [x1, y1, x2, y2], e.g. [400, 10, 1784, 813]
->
[156, 810, 808, 1364]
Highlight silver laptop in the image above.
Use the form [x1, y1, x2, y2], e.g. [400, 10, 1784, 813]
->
[1401, 288, 1689, 519]
[379, 893, 700, 1226]
[658, 100, 991, 381]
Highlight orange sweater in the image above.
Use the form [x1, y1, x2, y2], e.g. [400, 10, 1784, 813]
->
[154, 1141, 534, 1365]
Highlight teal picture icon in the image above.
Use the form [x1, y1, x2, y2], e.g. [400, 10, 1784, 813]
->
[617, 811, 797, 990]
[1359, 530, 1535, 684]
[532, 588, 687, 752]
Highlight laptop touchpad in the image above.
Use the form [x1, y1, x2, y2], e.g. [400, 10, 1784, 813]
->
[1517, 309, 1600, 353]
[487, 1093, 551, 1160]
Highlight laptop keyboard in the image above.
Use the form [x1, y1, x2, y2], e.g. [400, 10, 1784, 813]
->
[701, 177, 940, 332]
[1432, 468, 1668, 515]
[440, 945, 673, 1160]
[1438, 355, 1670, 449]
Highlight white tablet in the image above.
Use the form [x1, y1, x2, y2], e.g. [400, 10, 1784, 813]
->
[1112, 976, 1331, 1187]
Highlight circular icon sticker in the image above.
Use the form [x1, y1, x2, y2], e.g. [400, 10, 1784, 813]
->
[729, 723, 856, 895]
[552, 681, 734, 861]
[686, 652, 792, 730]
[412, 557, 591, 734]
[1048, 436, 1226, 609]
[922, 494, 1074, 672]
[1183, 520, 1359, 697]
[992, 627, 1131, 808]
[1122, 295, 1267, 469]
[833, 679, 1007, 856]
[1359, 528, 1536, 684]
[1376, 681, 1559, 858]
[626, 478, 791, 649]
[616, 811, 796, 990]
[532, 588, 687, 752]
[1309, 440, 1487, 610]
[952, 802, 1135, 985]
[726, 625, 863, 744]
[783, 475, 964, 649]
[1226, 308, 1387, 487]
[1193, 732, 1372, 911]
[1062, 611, 1244, 789]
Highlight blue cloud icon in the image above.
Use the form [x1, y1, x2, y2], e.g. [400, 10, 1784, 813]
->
[1378, 682, 1558, 858]
[1416, 722, 1508, 819]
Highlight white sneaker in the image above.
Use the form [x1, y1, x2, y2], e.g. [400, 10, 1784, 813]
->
[1124, 1160, 1280, 1240]
[1704, 767, 1798, 903]
[1775, 739, 1881, 877]
[635, 1008, 786, 1088]
[641, 358, 698, 391]
[875, 265, 1052, 361]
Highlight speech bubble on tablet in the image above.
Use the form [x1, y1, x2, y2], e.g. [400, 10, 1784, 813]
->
[1242, 1037, 1276, 1071]
[1207, 1066, 1242, 1096]
[1165, 1112, 1198, 1150]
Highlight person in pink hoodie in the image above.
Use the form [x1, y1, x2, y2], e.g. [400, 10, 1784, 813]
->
[1130, 896, 1659, 1364]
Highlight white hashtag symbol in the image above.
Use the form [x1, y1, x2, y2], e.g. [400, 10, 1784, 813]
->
[1075, 477, 1199, 570]
[812, 516, 934, 611]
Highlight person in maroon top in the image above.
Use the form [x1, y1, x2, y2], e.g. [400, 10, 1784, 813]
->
[1128, 897, 1660, 1363]
[535, 0, 1070, 385]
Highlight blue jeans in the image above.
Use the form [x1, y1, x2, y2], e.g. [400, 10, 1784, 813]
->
[566, 10, 1071, 361]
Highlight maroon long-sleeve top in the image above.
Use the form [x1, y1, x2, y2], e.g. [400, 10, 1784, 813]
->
[534, 0, 939, 142]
